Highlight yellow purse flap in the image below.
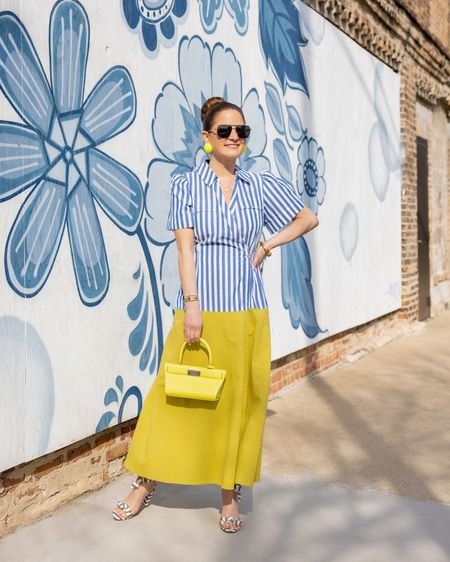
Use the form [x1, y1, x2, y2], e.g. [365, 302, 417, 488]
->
[165, 362, 225, 379]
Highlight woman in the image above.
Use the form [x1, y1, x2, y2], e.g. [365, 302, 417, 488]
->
[112, 97, 319, 532]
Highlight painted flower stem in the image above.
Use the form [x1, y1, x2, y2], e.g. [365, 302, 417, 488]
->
[136, 224, 164, 368]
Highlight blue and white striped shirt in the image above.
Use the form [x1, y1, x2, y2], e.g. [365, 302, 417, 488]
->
[166, 160, 305, 312]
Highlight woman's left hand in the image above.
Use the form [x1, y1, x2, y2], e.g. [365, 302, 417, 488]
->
[251, 245, 267, 271]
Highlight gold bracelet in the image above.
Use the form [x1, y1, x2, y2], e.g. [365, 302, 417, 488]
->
[183, 294, 199, 304]
[259, 240, 272, 257]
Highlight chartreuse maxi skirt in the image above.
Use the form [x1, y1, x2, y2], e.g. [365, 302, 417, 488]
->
[123, 307, 271, 490]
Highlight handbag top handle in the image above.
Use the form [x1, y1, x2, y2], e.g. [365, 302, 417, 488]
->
[179, 338, 213, 367]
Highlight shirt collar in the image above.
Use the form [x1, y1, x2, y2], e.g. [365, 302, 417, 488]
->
[194, 159, 251, 187]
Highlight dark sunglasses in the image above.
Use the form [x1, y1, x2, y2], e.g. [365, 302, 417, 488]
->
[209, 124, 251, 139]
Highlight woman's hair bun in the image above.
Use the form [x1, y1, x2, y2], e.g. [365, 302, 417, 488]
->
[200, 97, 245, 131]
[200, 97, 224, 123]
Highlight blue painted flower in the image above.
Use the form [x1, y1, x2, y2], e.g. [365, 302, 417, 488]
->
[122, 0, 187, 55]
[296, 136, 326, 215]
[144, 35, 269, 309]
[199, 0, 249, 35]
[0, 1, 143, 306]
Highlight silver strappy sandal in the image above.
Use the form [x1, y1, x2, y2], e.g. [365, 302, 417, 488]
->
[112, 476, 157, 521]
[220, 483, 242, 533]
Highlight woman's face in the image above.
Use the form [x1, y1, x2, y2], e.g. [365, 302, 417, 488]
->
[202, 108, 246, 161]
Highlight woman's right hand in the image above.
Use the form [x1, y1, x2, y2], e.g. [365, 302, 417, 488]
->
[184, 301, 203, 344]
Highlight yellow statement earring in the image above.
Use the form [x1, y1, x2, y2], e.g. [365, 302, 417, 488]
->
[203, 142, 213, 154]
[242, 144, 247, 153]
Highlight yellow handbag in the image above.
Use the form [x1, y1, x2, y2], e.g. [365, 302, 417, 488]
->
[165, 338, 226, 401]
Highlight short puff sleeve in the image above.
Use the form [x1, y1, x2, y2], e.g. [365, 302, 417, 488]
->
[166, 173, 194, 231]
[261, 170, 305, 235]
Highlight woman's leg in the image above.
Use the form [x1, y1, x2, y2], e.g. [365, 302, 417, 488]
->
[220, 487, 241, 531]
[113, 476, 157, 520]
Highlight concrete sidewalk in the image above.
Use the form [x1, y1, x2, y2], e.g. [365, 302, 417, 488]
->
[1, 311, 450, 562]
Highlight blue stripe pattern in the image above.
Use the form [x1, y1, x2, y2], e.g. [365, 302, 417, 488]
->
[166, 160, 304, 311]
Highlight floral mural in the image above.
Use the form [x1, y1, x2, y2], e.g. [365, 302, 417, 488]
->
[0, 2, 144, 305]
[144, 35, 268, 308]
[0, 0, 402, 469]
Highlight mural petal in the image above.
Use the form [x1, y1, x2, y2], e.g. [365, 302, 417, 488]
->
[160, 16, 175, 40]
[297, 136, 309, 166]
[300, 190, 311, 209]
[242, 88, 266, 157]
[96, 411, 116, 432]
[199, 0, 224, 33]
[127, 262, 163, 376]
[374, 64, 402, 172]
[139, 313, 155, 371]
[88, 148, 143, 233]
[160, 239, 181, 308]
[0, 122, 49, 201]
[211, 43, 242, 105]
[173, 0, 188, 18]
[296, 162, 305, 195]
[50, 0, 90, 115]
[122, 0, 140, 29]
[179, 36, 212, 120]
[273, 138, 292, 182]
[5, 178, 67, 297]
[287, 104, 303, 142]
[129, 293, 148, 355]
[225, 0, 249, 35]
[241, 154, 270, 174]
[79, 66, 136, 146]
[142, 21, 158, 52]
[316, 176, 326, 204]
[297, 0, 325, 45]
[0, 13, 54, 136]
[339, 202, 359, 262]
[152, 82, 198, 165]
[0, 316, 55, 463]
[67, 180, 109, 305]
[127, 273, 144, 321]
[316, 147, 325, 176]
[308, 137, 318, 161]
[309, 195, 318, 214]
[144, 158, 180, 245]
[265, 82, 285, 135]
[104, 388, 118, 406]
